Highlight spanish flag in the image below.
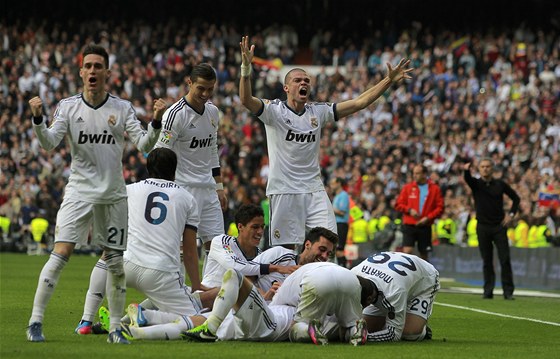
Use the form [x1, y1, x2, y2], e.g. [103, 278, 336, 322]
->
[252, 57, 283, 70]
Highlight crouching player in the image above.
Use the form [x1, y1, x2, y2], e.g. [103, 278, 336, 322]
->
[351, 251, 440, 342]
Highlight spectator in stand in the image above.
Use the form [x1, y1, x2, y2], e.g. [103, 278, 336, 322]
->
[395, 164, 444, 261]
[330, 177, 350, 267]
[1, 16, 559, 256]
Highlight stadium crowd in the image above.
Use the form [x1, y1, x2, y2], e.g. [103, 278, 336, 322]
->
[1, 16, 559, 253]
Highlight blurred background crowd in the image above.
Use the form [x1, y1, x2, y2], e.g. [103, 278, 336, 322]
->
[1, 0, 559, 253]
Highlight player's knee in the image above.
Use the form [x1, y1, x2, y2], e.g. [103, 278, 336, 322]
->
[402, 325, 426, 341]
[222, 268, 243, 285]
[104, 250, 124, 277]
[289, 322, 311, 343]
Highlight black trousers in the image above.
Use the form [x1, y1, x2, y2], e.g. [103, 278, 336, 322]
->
[476, 223, 515, 296]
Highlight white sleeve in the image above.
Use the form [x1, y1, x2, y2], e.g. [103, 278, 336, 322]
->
[256, 99, 274, 125]
[125, 103, 160, 152]
[33, 104, 68, 151]
[155, 106, 178, 149]
[253, 247, 297, 291]
[207, 236, 266, 277]
[184, 191, 200, 230]
[366, 291, 407, 342]
[209, 107, 220, 169]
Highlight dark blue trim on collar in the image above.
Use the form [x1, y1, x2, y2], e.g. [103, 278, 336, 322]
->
[185, 98, 205, 116]
[81, 93, 109, 109]
[283, 100, 306, 116]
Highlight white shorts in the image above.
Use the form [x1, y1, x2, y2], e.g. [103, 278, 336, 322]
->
[296, 267, 362, 328]
[55, 198, 128, 251]
[124, 260, 200, 316]
[216, 287, 295, 342]
[363, 273, 440, 321]
[269, 191, 337, 246]
[185, 186, 224, 242]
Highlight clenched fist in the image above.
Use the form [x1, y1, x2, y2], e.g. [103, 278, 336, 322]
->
[29, 96, 43, 117]
[153, 98, 167, 121]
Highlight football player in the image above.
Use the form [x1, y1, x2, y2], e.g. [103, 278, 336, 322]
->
[27, 44, 166, 344]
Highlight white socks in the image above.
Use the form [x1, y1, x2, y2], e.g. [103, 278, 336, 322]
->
[130, 316, 193, 340]
[206, 269, 241, 333]
[105, 251, 126, 332]
[80, 259, 107, 322]
[29, 252, 68, 324]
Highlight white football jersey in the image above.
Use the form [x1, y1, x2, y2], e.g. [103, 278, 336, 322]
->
[256, 100, 337, 195]
[201, 235, 262, 288]
[253, 246, 297, 293]
[216, 303, 296, 342]
[156, 97, 220, 189]
[271, 262, 339, 307]
[124, 178, 200, 272]
[33, 93, 160, 203]
[350, 252, 440, 341]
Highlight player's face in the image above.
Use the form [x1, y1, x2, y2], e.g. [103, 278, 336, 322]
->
[238, 216, 265, 247]
[79, 54, 109, 94]
[187, 77, 215, 108]
[300, 236, 334, 264]
[284, 70, 311, 103]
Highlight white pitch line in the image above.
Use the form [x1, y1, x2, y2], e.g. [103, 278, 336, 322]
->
[435, 302, 560, 327]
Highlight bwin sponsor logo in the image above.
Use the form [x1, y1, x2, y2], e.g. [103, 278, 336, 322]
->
[190, 134, 213, 148]
[285, 129, 316, 143]
[78, 130, 115, 144]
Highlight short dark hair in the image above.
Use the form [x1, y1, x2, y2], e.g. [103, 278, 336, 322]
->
[190, 63, 216, 83]
[305, 227, 338, 247]
[479, 157, 494, 167]
[147, 148, 177, 181]
[413, 164, 428, 174]
[357, 275, 378, 308]
[333, 177, 345, 186]
[284, 68, 306, 84]
[82, 44, 109, 68]
[235, 204, 264, 226]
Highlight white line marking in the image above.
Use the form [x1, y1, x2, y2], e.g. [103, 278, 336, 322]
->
[434, 302, 560, 326]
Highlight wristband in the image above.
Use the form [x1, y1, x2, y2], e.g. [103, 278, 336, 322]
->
[215, 183, 224, 190]
[151, 119, 162, 129]
[241, 64, 252, 77]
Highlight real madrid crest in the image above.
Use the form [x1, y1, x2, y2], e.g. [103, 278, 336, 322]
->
[108, 115, 116, 126]
[310, 117, 318, 128]
[274, 229, 281, 239]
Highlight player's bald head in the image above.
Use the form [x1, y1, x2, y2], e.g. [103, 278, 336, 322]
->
[284, 68, 308, 84]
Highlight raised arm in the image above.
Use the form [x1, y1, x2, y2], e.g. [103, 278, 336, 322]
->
[462, 162, 476, 189]
[336, 59, 413, 119]
[127, 98, 166, 152]
[239, 36, 264, 114]
[29, 96, 67, 151]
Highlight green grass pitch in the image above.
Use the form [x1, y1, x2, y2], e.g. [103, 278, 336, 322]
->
[1, 253, 558, 358]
